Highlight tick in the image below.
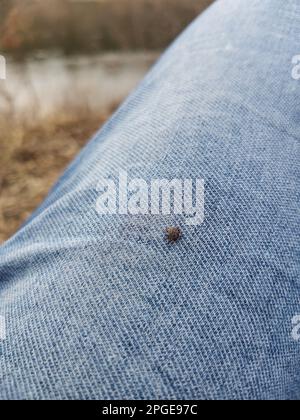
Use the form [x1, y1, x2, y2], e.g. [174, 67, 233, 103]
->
[166, 226, 182, 243]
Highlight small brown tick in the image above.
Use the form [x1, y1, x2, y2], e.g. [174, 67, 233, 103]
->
[166, 227, 181, 243]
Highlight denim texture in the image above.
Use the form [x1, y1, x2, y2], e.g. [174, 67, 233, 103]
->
[0, 0, 299, 400]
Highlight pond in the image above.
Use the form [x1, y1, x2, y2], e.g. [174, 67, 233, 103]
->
[0, 51, 159, 118]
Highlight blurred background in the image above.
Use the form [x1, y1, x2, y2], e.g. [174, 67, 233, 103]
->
[0, 0, 213, 243]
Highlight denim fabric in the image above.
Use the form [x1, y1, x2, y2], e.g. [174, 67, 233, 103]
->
[0, 0, 299, 400]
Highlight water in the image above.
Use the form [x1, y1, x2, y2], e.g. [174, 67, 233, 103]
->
[0, 51, 159, 118]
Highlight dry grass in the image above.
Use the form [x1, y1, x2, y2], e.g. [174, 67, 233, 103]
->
[0, 107, 115, 243]
[0, 0, 213, 54]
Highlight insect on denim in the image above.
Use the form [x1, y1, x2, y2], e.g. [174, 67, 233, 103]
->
[0, 0, 300, 400]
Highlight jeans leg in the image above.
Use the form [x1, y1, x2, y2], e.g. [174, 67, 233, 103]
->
[0, 0, 299, 400]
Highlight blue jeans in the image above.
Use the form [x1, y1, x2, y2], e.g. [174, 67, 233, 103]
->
[0, 0, 299, 400]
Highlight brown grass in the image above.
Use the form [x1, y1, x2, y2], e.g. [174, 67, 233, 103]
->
[0, 0, 213, 54]
[0, 107, 115, 243]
